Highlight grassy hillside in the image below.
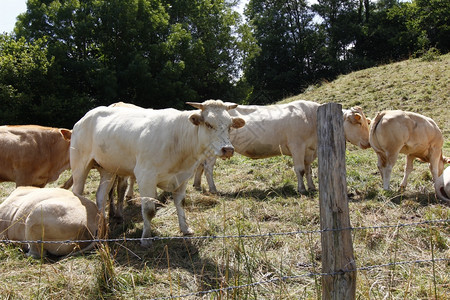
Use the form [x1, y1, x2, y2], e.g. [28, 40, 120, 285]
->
[0, 54, 449, 299]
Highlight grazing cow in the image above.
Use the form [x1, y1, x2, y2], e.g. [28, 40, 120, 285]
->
[193, 101, 371, 193]
[0, 187, 99, 258]
[435, 166, 450, 203]
[0, 125, 72, 187]
[369, 110, 449, 190]
[70, 100, 245, 246]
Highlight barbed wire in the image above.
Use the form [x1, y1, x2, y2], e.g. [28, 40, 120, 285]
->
[149, 258, 450, 300]
[0, 218, 448, 245]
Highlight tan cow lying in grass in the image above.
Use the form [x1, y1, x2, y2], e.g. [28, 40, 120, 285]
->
[0, 125, 72, 187]
[193, 101, 371, 194]
[369, 110, 449, 191]
[435, 166, 450, 203]
[0, 187, 99, 258]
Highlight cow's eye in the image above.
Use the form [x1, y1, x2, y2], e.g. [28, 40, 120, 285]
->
[205, 122, 214, 129]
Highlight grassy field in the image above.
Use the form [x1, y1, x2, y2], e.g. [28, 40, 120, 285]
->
[0, 53, 449, 299]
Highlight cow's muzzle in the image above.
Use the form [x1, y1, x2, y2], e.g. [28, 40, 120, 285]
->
[221, 146, 235, 159]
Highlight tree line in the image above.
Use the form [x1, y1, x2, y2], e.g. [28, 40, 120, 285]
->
[0, 0, 448, 128]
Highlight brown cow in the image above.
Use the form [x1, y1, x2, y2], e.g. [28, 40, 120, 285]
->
[0, 125, 72, 187]
[0, 187, 99, 258]
[369, 110, 449, 191]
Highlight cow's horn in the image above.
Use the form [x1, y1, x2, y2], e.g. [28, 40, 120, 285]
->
[186, 102, 204, 110]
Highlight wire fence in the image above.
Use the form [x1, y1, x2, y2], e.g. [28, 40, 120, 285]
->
[1, 218, 447, 245]
[1, 218, 448, 299]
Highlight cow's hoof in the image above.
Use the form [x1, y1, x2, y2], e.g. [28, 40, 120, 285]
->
[140, 239, 153, 248]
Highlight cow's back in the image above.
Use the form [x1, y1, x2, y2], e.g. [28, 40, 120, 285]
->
[0, 125, 71, 186]
[71, 106, 199, 177]
[230, 100, 319, 158]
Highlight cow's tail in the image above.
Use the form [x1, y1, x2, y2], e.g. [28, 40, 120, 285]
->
[60, 175, 73, 189]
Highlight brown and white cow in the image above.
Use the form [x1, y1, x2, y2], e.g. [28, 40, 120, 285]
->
[0, 125, 72, 188]
[70, 100, 245, 246]
[0, 187, 99, 258]
[369, 110, 449, 191]
[435, 166, 450, 203]
[193, 101, 371, 194]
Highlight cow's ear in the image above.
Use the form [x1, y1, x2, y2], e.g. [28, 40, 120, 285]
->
[354, 113, 362, 121]
[231, 117, 245, 129]
[186, 102, 203, 110]
[60, 129, 72, 141]
[367, 118, 372, 125]
[189, 113, 204, 126]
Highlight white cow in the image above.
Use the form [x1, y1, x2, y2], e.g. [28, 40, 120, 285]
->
[435, 166, 450, 203]
[369, 110, 449, 191]
[0, 187, 99, 258]
[193, 101, 371, 193]
[70, 100, 245, 246]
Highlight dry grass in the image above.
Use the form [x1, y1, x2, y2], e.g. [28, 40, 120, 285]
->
[0, 53, 449, 299]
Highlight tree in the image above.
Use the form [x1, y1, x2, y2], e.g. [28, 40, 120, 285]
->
[13, 0, 248, 113]
[244, 0, 320, 103]
[0, 34, 89, 127]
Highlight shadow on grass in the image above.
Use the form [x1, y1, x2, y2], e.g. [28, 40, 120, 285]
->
[218, 183, 302, 201]
[95, 197, 245, 295]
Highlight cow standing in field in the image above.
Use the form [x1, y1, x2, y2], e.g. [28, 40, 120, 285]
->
[0, 125, 72, 187]
[369, 110, 449, 191]
[193, 101, 371, 194]
[435, 166, 450, 203]
[0, 187, 99, 258]
[70, 100, 245, 246]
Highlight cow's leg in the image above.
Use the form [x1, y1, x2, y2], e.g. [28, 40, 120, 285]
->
[135, 174, 158, 247]
[400, 154, 415, 189]
[108, 176, 127, 221]
[304, 148, 317, 191]
[71, 159, 94, 195]
[124, 176, 135, 202]
[290, 144, 307, 193]
[203, 156, 218, 193]
[96, 168, 117, 217]
[114, 176, 128, 219]
[172, 182, 194, 235]
[428, 148, 443, 183]
[379, 151, 398, 190]
[193, 163, 204, 190]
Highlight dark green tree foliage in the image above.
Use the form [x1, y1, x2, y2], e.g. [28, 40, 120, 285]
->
[0, 34, 90, 127]
[244, 0, 320, 103]
[3, 0, 246, 127]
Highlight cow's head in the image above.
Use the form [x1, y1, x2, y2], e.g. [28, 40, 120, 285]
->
[343, 106, 371, 149]
[187, 100, 245, 159]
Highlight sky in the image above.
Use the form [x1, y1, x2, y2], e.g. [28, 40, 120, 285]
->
[0, 0, 27, 33]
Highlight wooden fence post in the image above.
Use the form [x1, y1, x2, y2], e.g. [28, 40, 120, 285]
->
[317, 103, 357, 299]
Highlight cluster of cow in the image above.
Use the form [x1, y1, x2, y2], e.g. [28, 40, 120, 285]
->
[0, 100, 448, 259]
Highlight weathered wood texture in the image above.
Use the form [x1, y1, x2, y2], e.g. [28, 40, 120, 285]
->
[317, 103, 356, 300]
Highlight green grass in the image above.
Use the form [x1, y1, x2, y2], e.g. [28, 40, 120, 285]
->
[0, 54, 449, 299]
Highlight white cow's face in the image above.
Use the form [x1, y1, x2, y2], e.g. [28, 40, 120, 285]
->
[188, 100, 245, 158]
[343, 107, 371, 149]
